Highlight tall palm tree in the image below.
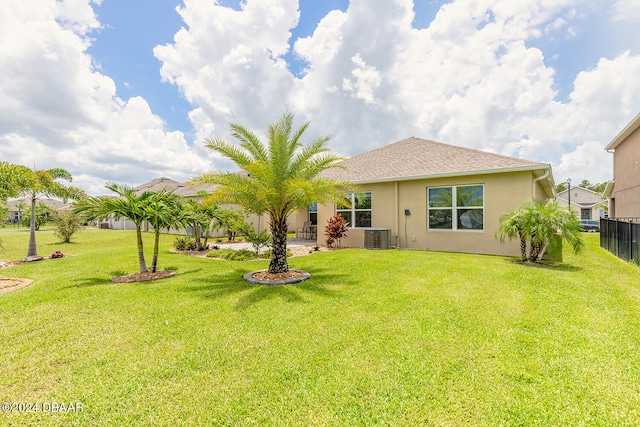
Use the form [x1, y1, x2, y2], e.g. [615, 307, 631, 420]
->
[3, 165, 84, 259]
[496, 199, 583, 263]
[191, 112, 355, 274]
[74, 183, 156, 273]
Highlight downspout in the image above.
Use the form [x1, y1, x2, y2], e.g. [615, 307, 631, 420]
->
[394, 181, 399, 247]
[532, 167, 550, 200]
[532, 166, 552, 261]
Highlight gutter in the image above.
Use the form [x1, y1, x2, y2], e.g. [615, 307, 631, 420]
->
[532, 166, 551, 199]
[344, 164, 553, 185]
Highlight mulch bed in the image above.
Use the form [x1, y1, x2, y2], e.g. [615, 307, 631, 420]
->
[0, 256, 59, 295]
[243, 269, 311, 285]
[252, 270, 304, 281]
[0, 276, 34, 295]
[112, 270, 176, 283]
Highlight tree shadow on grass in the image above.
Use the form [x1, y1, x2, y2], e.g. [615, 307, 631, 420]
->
[182, 266, 357, 310]
[181, 268, 254, 300]
[45, 241, 79, 246]
[508, 260, 583, 272]
[60, 276, 113, 290]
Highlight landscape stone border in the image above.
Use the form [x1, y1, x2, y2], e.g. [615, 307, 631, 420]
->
[243, 269, 311, 286]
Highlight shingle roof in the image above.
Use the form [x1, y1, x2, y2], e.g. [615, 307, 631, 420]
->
[7, 198, 65, 210]
[132, 177, 217, 198]
[133, 177, 184, 194]
[174, 183, 217, 197]
[322, 137, 547, 183]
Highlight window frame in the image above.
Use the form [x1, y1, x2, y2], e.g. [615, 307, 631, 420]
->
[336, 192, 372, 228]
[309, 203, 318, 226]
[427, 184, 484, 231]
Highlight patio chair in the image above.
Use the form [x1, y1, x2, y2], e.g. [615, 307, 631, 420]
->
[296, 221, 312, 239]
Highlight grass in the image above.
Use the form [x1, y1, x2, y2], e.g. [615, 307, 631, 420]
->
[1, 227, 639, 426]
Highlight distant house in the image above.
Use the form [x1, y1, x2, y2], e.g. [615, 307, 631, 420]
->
[101, 177, 219, 232]
[603, 113, 640, 219]
[556, 187, 607, 220]
[5, 198, 67, 224]
[295, 137, 555, 257]
[101, 177, 269, 236]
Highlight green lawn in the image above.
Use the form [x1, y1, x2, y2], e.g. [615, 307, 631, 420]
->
[1, 227, 639, 426]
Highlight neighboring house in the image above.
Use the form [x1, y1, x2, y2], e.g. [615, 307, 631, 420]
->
[101, 177, 270, 236]
[603, 112, 640, 219]
[101, 177, 217, 232]
[295, 137, 555, 257]
[99, 178, 184, 230]
[5, 198, 66, 224]
[556, 187, 607, 220]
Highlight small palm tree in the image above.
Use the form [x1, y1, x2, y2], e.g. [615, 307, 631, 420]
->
[497, 199, 584, 263]
[144, 190, 186, 272]
[191, 112, 355, 274]
[74, 183, 156, 273]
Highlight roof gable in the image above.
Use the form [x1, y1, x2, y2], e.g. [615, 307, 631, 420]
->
[557, 186, 605, 207]
[606, 112, 640, 151]
[322, 137, 547, 183]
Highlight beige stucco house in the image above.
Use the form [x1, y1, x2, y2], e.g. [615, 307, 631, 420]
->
[556, 186, 606, 220]
[295, 137, 555, 257]
[604, 113, 640, 219]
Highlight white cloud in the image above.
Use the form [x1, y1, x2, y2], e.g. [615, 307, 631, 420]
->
[611, 0, 640, 22]
[154, 0, 300, 130]
[342, 54, 382, 104]
[2, 0, 640, 196]
[0, 0, 210, 194]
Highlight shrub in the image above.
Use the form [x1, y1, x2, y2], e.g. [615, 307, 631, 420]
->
[206, 248, 232, 258]
[207, 248, 257, 261]
[239, 222, 272, 255]
[50, 250, 64, 259]
[225, 249, 258, 261]
[324, 214, 348, 248]
[52, 210, 83, 243]
[173, 236, 197, 251]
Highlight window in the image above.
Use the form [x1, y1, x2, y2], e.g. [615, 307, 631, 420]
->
[309, 203, 318, 226]
[428, 185, 483, 230]
[337, 192, 372, 227]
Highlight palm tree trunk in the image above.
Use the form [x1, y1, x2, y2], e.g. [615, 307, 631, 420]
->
[136, 226, 148, 273]
[269, 216, 289, 274]
[151, 232, 160, 272]
[536, 241, 549, 261]
[194, 223, 202, 251]
[529, 242, 541, 262]
[518, 232, 527, 261]
[27, 195, 38, 257]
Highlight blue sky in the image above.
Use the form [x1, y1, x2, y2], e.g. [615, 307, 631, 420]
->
[2, 0, 640, 194]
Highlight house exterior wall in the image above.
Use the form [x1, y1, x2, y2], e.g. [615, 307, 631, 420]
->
[611, 125, 640, 218]
[315, 170, 548, 257]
